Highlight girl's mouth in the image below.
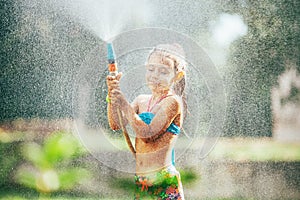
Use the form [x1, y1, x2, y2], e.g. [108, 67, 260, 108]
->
[150, 83, 161, 87]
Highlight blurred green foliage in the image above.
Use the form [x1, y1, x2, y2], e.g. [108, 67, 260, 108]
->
[209, 138, 300, 161]
[0, 0, 98, 121]
[281, 85, 300, 105]
[0, 142, 22, 187]
[15, 131, 91, 194]
[223, 0, 299, 136]
[0, 0, 299, 136]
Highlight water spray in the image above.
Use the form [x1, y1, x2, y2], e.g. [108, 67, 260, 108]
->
[107, 43, 136, 156]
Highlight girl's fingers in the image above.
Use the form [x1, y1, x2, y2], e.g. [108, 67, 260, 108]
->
[108, 85, 120, 92]
[110, 89, 123, 101]
[107, 72, 122, 81]
[107, 78, 121, 90]
[107, 75, 116, 81]
[110, 92, 121, 105]
[116, 72, 122, 81]
[111, 89, 121, 95]
[107, 78, 120, 84]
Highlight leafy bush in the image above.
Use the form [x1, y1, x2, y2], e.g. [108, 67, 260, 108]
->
[15, 131, 91, 194]
[0, 141, 22, 187]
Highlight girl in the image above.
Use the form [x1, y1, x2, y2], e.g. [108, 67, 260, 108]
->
[107, 43, 186, 200]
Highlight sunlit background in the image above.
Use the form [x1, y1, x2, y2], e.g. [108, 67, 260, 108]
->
[1, 0, 299, 199]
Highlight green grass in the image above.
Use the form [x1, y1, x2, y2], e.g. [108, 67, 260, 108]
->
[0, 184, 101, 200]
[1, 121, 300, 199]
[209, 137, 300, 161]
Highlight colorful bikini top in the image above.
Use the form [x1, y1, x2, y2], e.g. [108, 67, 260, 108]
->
[138, 94, 181, 166]
[139, 94, 181, 134]
[138, 112, 180, 135]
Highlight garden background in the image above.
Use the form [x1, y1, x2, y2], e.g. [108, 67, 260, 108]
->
[1, 0, 299, 199]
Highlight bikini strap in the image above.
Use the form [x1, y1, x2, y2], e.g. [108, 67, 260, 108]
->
[147, 94, 173, 112]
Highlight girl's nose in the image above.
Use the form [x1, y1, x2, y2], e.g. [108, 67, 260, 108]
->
[153, 69, 161, 77]
[150, 72, 160, 80]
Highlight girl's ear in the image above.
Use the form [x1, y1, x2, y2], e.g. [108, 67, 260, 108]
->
[174, 71, 185, 82]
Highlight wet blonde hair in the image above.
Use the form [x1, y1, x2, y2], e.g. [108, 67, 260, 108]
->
[147, 43, 187, 117]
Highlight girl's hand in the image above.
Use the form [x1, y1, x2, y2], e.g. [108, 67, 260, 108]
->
[106, 72, 127, 108]
[110, 88, 127, 109]
[106, 72, 122, 92]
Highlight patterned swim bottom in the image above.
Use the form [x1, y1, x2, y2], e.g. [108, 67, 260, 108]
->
[134, 165, 184, 200]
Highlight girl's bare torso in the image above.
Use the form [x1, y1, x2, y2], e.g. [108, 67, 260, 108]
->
[133, 95, 181, 175]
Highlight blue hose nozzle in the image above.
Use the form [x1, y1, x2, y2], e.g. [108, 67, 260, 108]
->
[107, 43, 115, 63]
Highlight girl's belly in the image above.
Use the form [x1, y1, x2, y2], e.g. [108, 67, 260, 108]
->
[135, 136, 176, 175]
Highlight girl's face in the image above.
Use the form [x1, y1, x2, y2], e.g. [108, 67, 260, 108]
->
[145, 53, 176, 93]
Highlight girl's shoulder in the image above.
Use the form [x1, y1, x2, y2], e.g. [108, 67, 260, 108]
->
[133, 94, 181, 112]
[132, 95, 151, 110]
[164, 94, 181, 105]
[134, 94, 151, 103]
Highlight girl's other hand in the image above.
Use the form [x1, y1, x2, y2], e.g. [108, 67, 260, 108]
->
[106, 72, 127, 108]
[110, 88, 127, 108]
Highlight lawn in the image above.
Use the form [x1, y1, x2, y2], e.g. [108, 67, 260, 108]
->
[1, 121, 300, 199]
[208, 137, 300, 161]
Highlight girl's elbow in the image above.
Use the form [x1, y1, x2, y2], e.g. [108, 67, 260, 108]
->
[139, 131, 156, 143]
[140, 137, 153, 143]
[136, 131, 153, 143]
[109, 122, 121, 131]
[111, 126, 120, 131]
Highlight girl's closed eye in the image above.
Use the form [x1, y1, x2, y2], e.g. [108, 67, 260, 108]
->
[160, 70, 168, 75]
[158, 66, 171, 75]
[146, 65, 155, 72]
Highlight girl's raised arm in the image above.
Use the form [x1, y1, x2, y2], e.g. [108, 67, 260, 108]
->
[107, 91, 139, 130]
[121, 95, 180, 143]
